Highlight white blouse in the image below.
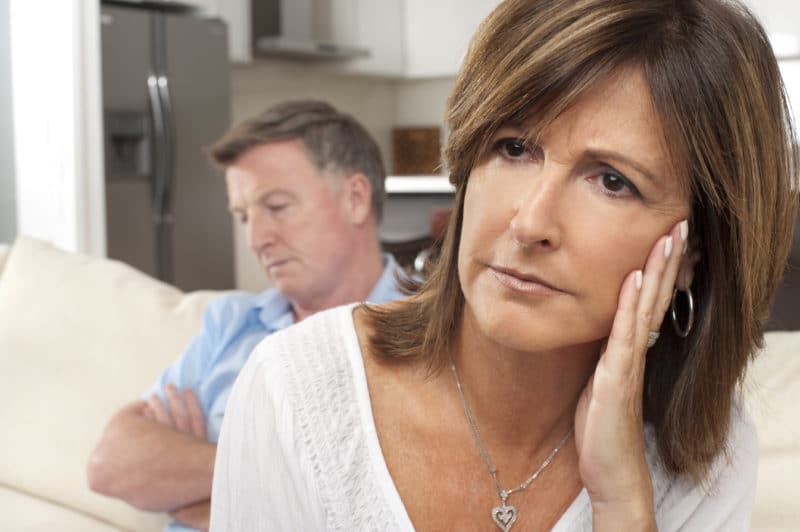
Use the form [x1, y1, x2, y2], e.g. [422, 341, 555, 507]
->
[210, 304, 757, 531]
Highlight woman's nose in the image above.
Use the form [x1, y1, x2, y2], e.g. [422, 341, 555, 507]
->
[509, 167, 565, 250]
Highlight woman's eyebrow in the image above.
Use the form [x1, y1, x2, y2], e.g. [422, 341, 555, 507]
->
[584, 149, 662, 183]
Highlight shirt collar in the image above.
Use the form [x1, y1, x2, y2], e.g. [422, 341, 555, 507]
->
[257, 253, 402, 331]
[256, 290, 294, 333]
[366, 253, 404, 304]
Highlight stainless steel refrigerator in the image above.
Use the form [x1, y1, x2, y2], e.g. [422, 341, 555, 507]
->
[101, 0, 234, 291]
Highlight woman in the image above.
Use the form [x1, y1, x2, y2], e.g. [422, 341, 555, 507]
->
[210, 0, 799, 530]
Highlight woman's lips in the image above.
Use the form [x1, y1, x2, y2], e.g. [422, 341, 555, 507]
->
[489, 266, 567, 296]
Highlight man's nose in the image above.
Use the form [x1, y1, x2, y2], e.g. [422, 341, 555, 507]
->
[509, 166, 565, 250]
[246, 211, 276, 252]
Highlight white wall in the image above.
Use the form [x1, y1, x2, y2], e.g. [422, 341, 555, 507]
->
[9, 0, 105, 256]
[0, 0, 16, 244]
[394, 77, 453, 128]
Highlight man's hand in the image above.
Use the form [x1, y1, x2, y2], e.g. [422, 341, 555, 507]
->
[87, 390, 216, 512]
[144, 384, 207, 440]
[170, 499, 211, 531]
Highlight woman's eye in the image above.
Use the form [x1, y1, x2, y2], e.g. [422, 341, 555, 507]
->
[595, 171, 639, 198]
[602, 173, 626, 193]
[495, 137, 532, 161]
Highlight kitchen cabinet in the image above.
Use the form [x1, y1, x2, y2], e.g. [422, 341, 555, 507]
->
[402, 0, 499, 78]
[196, 0, 251, 63]
[184, 0, 219, 16]
[206, 0, 501, 76]
[340, 0, 500, 78]
[335, 0, 406, 77]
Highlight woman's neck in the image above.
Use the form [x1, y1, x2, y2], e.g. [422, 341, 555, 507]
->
[448, 308, 600, 458]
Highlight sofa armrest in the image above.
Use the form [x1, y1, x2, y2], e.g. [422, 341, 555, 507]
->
[747, 330, 800, 531]
[0, 237, 221, 532]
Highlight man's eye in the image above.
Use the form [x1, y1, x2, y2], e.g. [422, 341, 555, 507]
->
[494, 137, 532, 161]
[267, 204, 288, 213]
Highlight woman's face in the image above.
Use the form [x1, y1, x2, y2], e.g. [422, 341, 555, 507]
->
[458, 67, 691, 353]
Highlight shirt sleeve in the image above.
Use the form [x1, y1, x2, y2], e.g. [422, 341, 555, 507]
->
[209, 345, 327, 532]
[657, 402, 758, 531]
[142, 295, 227, 400]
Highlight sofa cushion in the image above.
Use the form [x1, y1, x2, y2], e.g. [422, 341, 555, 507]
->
[0, 237, 220, 531]
[747, 330, 800, 531]
[0, 485, 124, 532]
[0, 243, 9, 277]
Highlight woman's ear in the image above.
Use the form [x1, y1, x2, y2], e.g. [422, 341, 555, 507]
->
[676, 249, 701, 290]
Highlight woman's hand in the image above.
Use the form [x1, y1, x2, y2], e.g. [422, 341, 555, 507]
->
[574, 219, 688, 531]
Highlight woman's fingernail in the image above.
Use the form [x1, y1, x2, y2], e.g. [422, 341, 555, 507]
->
[680, 220, 689, 241]
[635, 270, 643, 289]
[664, 236, 673, 258]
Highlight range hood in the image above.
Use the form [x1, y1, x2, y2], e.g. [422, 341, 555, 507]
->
[252, 0, 370, 61]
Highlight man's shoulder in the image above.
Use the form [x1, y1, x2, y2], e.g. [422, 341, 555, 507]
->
[368, 253, 409, 304]
[202, 288, 284, 324]
[206, 288, 280, 313]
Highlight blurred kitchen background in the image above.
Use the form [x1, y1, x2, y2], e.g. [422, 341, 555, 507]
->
[0, 0, 798, 325]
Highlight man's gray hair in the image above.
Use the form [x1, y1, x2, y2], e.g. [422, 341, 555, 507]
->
[209, 99, 386, 221]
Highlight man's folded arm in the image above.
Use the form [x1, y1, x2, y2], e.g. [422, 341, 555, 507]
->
[87, 400, 216, 512]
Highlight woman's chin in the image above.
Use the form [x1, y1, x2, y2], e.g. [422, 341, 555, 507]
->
[471, 316, 590, 355]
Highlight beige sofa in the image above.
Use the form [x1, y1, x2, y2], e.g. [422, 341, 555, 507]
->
[0, 236, 797, 531]
[0, 237, 217, 531]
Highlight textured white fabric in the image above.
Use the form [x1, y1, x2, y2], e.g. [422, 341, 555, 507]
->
[211, 304, 758, 531]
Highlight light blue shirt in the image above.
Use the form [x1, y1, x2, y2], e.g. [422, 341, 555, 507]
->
[145, 255, 405, 532]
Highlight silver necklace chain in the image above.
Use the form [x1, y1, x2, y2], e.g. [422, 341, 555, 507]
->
[449, 355, 574, 531]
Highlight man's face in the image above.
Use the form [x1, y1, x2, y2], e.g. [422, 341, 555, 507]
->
[226, 139, 355, 307]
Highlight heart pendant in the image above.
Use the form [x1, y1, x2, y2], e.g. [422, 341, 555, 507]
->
[491, 504, 518, 531]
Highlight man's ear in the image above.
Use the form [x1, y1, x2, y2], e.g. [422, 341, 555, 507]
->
[341, 172, 372, 225]
[676, 249, 701, 290]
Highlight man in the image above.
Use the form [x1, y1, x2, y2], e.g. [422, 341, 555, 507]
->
[87, 100, 405, 531]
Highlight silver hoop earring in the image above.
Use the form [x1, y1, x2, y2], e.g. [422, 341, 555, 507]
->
[671, 288, 695, 338]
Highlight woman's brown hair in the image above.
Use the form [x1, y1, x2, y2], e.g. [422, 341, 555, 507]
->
[365, 0, 799, 481]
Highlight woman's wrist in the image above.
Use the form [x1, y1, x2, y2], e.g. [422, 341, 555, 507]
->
[591, 494, 656, 532]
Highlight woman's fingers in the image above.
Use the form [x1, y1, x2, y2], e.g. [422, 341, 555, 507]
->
[631, 220, 688, 375]
[603, 269, 643, 376]
[637, 221, 684, 354]
[604, 219, 688, 378]
[649, 220, 689, 332]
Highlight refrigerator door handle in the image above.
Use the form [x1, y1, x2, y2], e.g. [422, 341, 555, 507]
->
[147, 73, 167, 223]
[156, 73, 176, 224]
